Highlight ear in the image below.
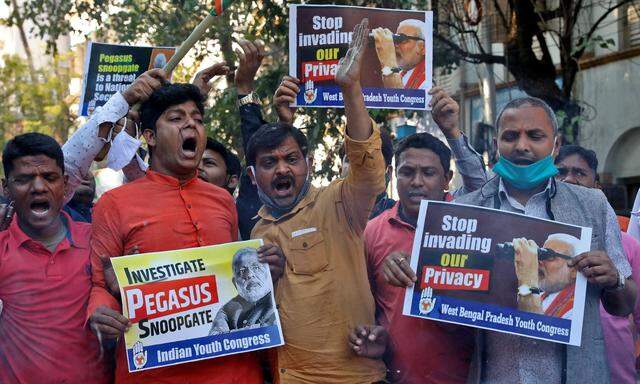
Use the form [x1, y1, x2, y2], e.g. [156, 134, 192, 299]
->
[306, 154, 314, 171]
[443, 170, 454, 191]
[2, 178, 9, 200]
[552, 137, 560, 157]
[227, 175, 239, 191]
[232, 276, 238, 289]
[247, 166, 257, 186]
[418, 40, 426, 55]
[143, 129, 157, 149]
[62, 174, 70, 197]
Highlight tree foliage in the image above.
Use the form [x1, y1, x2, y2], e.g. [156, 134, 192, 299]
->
[433, 0, 634, 142]
[0, 54, 78, 148]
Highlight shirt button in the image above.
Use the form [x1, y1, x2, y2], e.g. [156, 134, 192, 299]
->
[187, 204, 192, 209]
[302, 242, 308, 248]
[280, 368, 286, 374]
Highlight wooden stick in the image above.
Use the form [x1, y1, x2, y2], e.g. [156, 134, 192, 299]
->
[132, 0, 234, 110]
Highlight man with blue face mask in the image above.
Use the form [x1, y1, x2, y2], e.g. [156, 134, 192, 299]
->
[460, 97, 636, 383]
[385, 96, 636, 383]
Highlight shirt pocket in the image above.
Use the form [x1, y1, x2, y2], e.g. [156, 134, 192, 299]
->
[287, 231, 328, 275]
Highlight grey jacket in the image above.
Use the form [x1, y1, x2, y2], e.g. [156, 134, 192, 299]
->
[454, 176, 632, 384]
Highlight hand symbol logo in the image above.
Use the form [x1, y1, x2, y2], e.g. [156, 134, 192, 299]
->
[419, 286, 436, 315]
[132, 341, 148, 369]
[303, 80, 317, 104]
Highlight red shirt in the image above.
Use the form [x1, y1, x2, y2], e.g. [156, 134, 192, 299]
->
[0, 212, 109, 383]
[364, 202, 473, 384]
[88, 170, 262, 384]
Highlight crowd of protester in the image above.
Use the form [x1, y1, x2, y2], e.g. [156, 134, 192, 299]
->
[0, 19, 639, 384]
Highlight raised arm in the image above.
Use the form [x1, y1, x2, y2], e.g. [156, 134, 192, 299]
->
[333, 19, 385, 234]
[429, 86, 487, 196]
[63, 69, 166, 202]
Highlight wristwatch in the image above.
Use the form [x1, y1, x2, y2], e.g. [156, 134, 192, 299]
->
[237, 92, 260, 108]
[381, 66, 402, 76]
[517, 284, 542, 297]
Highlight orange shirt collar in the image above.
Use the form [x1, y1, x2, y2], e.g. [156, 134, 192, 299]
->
[146, 169, 199, 188]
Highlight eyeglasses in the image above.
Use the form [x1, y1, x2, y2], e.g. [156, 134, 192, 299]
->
[392, 33, 425, 45]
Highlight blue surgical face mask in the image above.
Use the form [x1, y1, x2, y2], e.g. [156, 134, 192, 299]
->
[493, 146, 558, 190]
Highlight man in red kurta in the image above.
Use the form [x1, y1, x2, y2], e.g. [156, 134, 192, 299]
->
[87, 83, 269, 383]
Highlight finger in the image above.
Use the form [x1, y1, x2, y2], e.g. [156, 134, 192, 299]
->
[245, 40, 259, 61]
[369, 326, 385, 341]
[282, 75, 300, 84]
[574, 256, 596, 270]
[432, 98, 451, 115]
[257, 244, 276, 254]
[98, 307, 130, 324]
[385, 261, 413, 287]
[281, 80, 301, 94]
[93, 313, 128, 332]
[235, 48, 246, 67]
[255, 39, 266, 59]
[259, 254, 282, 266]
[397, 258, 417, 282]
[428, 90, 445, 107]
[205, 62, 230, 76]
[568, 252, 587, 267]
[428, 86, 444, 95]
[584, 265, 608, 277]
[276, 85, 300, 98]
[95, 323, 123, 337]
[382, 267, 405, 287]
[348, 329, 361, 345]
[146, 68, 167, 81]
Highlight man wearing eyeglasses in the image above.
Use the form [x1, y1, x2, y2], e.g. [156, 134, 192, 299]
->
[371, 19, 427, 90]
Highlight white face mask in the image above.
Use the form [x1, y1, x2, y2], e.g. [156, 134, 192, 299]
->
[107, 118, 143, 171]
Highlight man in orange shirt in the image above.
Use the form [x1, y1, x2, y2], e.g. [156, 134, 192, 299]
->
[249, 19, 387, 383]
[87, 80, 284, 383]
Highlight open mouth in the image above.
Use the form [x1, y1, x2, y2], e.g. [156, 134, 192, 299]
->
[181, 137, 197, 157]
[30, 200, 51, 217]
[272, 177, 294, 197]
[512, 158, 535, 165]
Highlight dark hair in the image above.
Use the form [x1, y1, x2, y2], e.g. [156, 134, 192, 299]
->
[394, 132, 451, 173]
[246, 122, 308, 166]
[226, 151, 242, 177]
[140, 83, 205, 132]
[205, 137, 242, 177]
[339, 128, 394, 167]
[555, 144, 598, 173]
[3, 133, 64, 177]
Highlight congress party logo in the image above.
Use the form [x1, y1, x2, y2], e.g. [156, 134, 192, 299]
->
[419, 286, 436, 315]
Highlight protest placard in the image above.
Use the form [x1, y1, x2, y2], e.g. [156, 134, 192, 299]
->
[79, 42, 176, 116]
[402, 201, 591, 346]
[110, 240, 284, 372]
[289, 4, 433, 110]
